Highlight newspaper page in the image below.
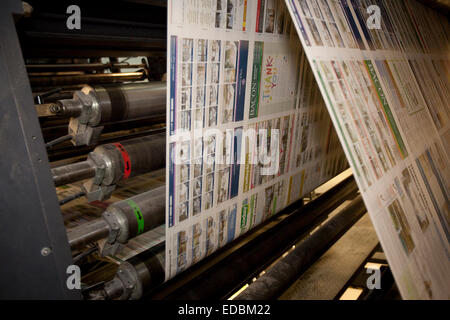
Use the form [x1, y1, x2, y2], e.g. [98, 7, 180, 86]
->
[166, 0, 348, 280]
[285, 0, 450, 299]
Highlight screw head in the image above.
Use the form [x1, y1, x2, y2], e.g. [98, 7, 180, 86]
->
[50, 105, 61, 113]
[41, 247, 52, 256]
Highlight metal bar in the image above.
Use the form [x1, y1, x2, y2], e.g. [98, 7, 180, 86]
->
[236, 195, 366, 300]
[35, 87, 62, 104]
[18, 3, 167, 58]
[67, 219, 110, 250]
[52, 160, 96, 187]
[59, 191, 86, 206]
[46, 127, 166, 163]
[67, 186, 166, 250]
[29, 71, 146, 87]
[26, 63, 147, 72]
[149, 176, 358, 300]
[45, 134, 72, 148]
[36, 103, 60, 117]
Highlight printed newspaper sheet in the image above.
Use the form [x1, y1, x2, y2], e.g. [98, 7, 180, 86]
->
[166, 0, 347, 280]
[285, 0, 449, 299]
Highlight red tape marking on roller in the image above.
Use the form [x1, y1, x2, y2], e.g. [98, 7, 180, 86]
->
[113, 143, 131, 179]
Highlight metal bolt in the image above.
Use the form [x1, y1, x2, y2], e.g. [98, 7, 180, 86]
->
[41, 247, 52, 256]
[50, 104, 62, 114]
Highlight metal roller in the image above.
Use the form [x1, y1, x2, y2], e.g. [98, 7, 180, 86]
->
[103, 242, 165, 300]
[26, 62, 147, 73]
[52, 133, 165, 201]
[85, 177, 359, 300]
[95, 186, 361, 301]
[52, 160, 97, 187]
[67, 186, 165, 255]
[53, 82, 166, 146]
[29, 71, 147, 87]
[236, 195, 366, 300]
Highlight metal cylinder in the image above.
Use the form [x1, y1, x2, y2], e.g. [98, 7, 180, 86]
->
[51, 133, 165, 187]
[26, 63, 147, 72]
[236, 194, 366, 300]
[52, 160, 96, 187]
[29, 71, 146, 87]
[67, 186, 165, 250]
[56, 99, 84, 118]
[103, 242, 165, 300]
[57, 82, 166, 124]
[105, 186, 165, 243]
[93, 82, 166, 125]
[93, 133, 166, 186]
[127, 242, 165, 292]
[67, 219, 110, 250]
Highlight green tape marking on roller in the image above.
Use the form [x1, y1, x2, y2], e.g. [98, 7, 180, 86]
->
[127, 199, 144, 235]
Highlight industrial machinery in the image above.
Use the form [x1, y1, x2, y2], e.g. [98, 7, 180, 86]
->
[53, 82, 166, 146]
[52, 134, 165, 201]
[0, 0, 168, 300]
[7, 0, 446, 301]
[68, 186, 165, 255]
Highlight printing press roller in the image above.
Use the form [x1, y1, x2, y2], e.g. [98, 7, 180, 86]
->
[67, 186, 165, 256]
[52, 133, 166, 201]
[52, 82, 166, 146]
[103, 243, 165, 300]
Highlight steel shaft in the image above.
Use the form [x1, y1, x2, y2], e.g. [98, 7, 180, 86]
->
[52, 160, 96, 187]
[51, 133, 165, 187]
[67, 219, 110, 250]
[67, 186, 165, 251]
[29, 71, 146, 87]
[56, 82, 166, 123]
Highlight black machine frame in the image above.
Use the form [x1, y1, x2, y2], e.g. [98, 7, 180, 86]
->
[0, 0, 81, 299]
